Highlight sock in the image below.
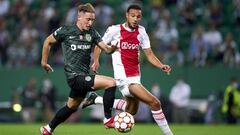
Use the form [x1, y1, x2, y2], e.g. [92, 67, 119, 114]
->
[103, 86, 116, 119]
[95, 96, 103, 104]
[48, 105, 77, 132]
[113, 99, 126, 111]
[95, 96, 126, 111]
[44, 125, 51, 133]
[152, 109, 173, 135]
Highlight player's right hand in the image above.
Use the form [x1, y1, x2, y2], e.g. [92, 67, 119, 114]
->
[41, 63, 54, 73]
[161, 64, 171, 75]
[91, 62, 100, 74]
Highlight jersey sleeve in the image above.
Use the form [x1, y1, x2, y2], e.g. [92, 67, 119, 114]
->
[139, 26, 151, 49]
[92, 29, 102, 44]
[102, 26, 116, 44]
[52, 26, 66, 42]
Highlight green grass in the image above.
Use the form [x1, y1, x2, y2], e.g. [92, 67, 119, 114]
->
[0, 123, 239, 135]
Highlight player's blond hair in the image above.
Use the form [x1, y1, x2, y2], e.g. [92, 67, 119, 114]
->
[78, 3, 95, 13]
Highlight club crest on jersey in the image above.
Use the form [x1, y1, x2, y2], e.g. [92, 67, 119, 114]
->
[85, 34, 92, 42]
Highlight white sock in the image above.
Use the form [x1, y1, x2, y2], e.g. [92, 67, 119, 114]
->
[44, 124, 52, 133]
[151, 109, 173, 135]
[113, 99, 126, 111]
[95, 97, 126, 111]
[94, 96, 103, 104]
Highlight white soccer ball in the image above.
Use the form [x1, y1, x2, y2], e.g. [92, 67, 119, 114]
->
[114, 112, 135, 133]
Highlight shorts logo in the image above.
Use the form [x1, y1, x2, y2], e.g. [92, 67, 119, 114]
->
[85, 76, 92, 81]
[85, 34, 92, 42]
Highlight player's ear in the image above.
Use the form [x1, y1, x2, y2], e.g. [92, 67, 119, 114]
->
[125, 12, 128, 19]
[77, 11, 83, 19]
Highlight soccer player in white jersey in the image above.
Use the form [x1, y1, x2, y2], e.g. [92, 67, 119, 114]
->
[83, 4, 173, 135]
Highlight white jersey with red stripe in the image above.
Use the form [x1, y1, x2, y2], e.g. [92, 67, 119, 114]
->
[102, 23, 150, 79]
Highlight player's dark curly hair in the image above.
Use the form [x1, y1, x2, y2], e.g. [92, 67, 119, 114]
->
[127, 4, 142, 12]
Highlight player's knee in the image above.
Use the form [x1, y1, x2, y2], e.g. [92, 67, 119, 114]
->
[67, 100, 81, 109]
[106, 78, 116, 88]
[150, 98, 161, 110]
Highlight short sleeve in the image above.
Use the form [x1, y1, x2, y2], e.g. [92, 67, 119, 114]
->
[52, 26, 66, 42]
[92, 29, 102, 44]
[139, 26, 151, 49]
[102, 25, 117, 44]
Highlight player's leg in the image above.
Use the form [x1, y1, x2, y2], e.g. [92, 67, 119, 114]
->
[124, 96, 139, 115]
[81, 92, 128, 111]
[93, 75, 116, 127]
[41, 75, 87, 135]
[41, 97, 83, 135]
[82, 79, 135, 113]
[128, 84, 173, 135]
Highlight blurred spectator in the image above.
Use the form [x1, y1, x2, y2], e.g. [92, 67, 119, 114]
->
[206, 1, 223, 27]
[205, 91, 222, 124]
[21, 78, 38, 123]
[218, 32, 240, 67]
[65, 3, 77, 24]
[151, 83, 161, 99]
[0, 18, 9, 66]
[204, 23, 222, 60]
[47, 10, 61, 34]
[177, 0, 196, 26]
[134, 102, 152, 122]
[0, 0, 239, 68]
[150, 0, 164, 23]
[52, 49, 64, 66]
[39, 77, 57, 122]
[0, 0, 9, 17]
[24, 36, 39, 66]
[10, 0, 28, 20]
[169, 76, 191, 123]
[222, 77, 240, 124]
[233, 0, 240, 26]
[154, 9, 178, 52]
[19, 21, 38, 42]
[95, 0, 114, 34]
[6, 41, 26, 68]
[164, 41, 184, 67]
[188, 25, 208, 67]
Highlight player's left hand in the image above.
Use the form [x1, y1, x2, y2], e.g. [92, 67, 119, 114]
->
[161, 65, 171, 75]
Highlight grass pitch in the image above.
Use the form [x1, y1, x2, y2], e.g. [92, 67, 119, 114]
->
[0, 123, 239, 135]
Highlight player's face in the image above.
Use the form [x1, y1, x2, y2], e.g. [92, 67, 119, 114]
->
[126, 9, 142, 29]
[77, 12, 95, 30]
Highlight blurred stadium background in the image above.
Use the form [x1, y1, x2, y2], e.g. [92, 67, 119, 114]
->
[0, 0, 240, 128]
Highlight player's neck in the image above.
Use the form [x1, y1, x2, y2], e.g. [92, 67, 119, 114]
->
[76, 22, 84, 31]
[123, 23, 135, 32]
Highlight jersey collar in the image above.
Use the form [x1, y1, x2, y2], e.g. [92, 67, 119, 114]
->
[122, 23, 136, 32]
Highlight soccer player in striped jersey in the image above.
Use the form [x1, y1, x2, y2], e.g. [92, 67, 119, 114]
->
[83, 4, 173, 135]
[40, 3, 117, 135]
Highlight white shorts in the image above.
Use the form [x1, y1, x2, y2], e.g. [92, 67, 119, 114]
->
[116, 76, 141, 97]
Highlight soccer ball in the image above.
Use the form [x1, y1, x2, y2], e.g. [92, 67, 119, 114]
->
[114, 112, 135, 133]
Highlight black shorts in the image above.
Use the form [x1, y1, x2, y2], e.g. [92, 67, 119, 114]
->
[67, 75, 95, 98]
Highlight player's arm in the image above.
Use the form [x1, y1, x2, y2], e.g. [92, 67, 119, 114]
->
[143, 48, 171, 74]
[91, 46, 102, 73]
[41, 34, 56, 73]
[97, 41, 117, 54]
